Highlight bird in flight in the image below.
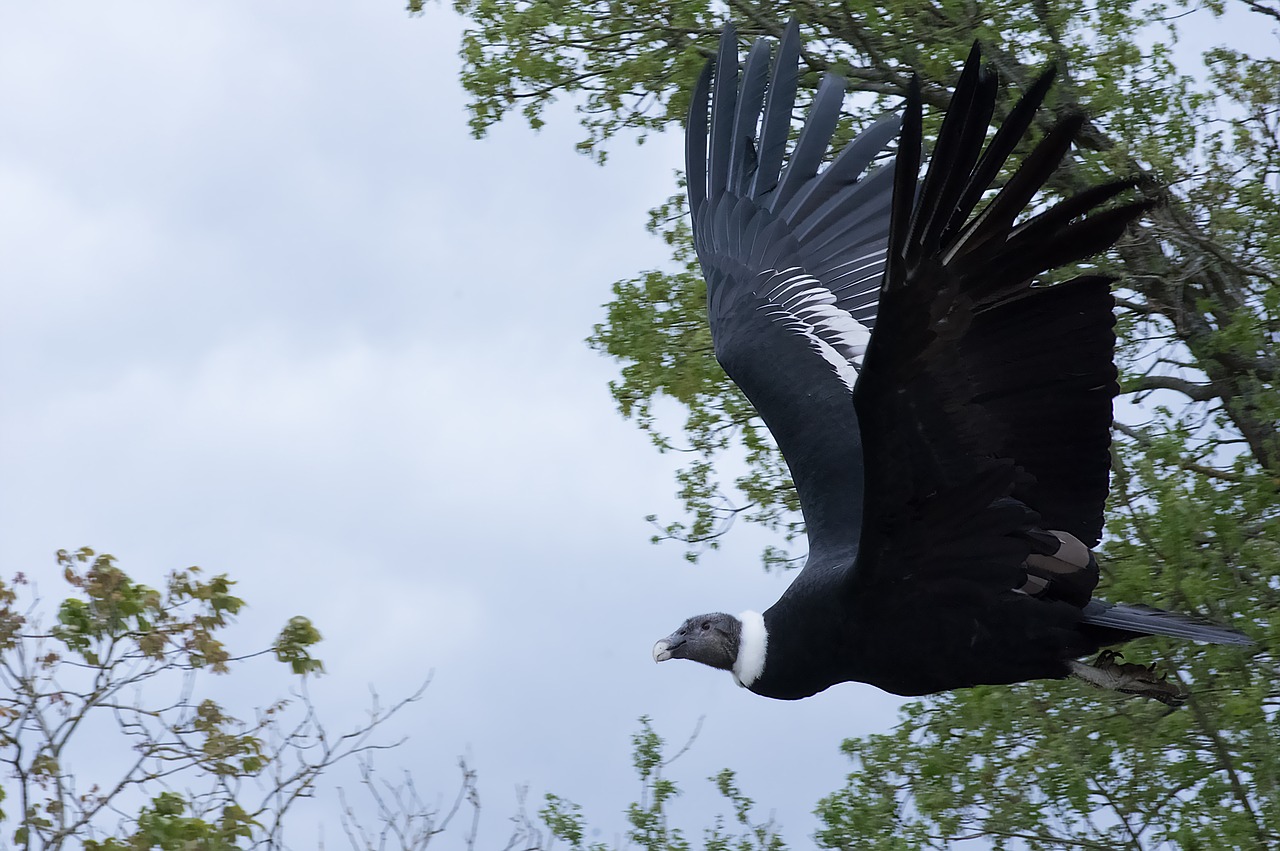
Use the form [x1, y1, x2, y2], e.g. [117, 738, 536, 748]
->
[652, 22, 1250, 705]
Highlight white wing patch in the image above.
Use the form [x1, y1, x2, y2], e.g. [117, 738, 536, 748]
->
[758, 267, 870, 391]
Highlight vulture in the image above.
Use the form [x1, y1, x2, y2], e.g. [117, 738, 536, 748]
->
[652, 23, 1250, 705]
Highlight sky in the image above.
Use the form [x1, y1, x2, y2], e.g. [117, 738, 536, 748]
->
[2, 3, 1274, 848]
[0, 3, 906, 846]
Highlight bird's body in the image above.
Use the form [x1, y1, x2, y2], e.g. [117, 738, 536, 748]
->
[749, 558, 1090, 701]
[653, 22, 1250, 704]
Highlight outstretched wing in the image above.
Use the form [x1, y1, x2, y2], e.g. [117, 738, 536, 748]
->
[849, 48, 1150, 597]
[688, 22, 899, 557]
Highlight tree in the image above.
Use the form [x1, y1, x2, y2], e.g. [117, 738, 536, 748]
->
[0, 548, 513, 850]
[421, 0, 1280, 845]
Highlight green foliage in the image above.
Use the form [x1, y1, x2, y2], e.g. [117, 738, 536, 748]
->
[50, 548, 243, 671]
[815, 658, 1276, 848]
[705, 770, 785, 851]
[0, 549, 421, 849]
[539, 794, 584, 846]
[83, 794, 256, 851]
[626, 717, 690, 851]
[542, 718, 786, 851]
[274, 614, 324, 675]
[425, 0, 1199, 168]
[438, 0, 719, 159]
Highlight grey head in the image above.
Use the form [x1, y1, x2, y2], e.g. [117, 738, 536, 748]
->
[652, 613, 742, 670]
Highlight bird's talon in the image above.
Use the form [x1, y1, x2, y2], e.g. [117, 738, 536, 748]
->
[1070, 653, 1188, 706]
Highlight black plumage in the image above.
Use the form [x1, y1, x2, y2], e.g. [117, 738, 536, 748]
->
[653, 23, 1250, 703]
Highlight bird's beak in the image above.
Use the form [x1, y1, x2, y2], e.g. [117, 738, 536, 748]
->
[650, 634, 680, 660]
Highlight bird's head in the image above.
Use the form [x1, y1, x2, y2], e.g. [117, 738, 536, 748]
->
[652, 612, 743, 671]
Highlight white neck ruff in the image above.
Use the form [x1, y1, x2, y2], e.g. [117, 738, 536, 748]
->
[732, 610, 768, 688]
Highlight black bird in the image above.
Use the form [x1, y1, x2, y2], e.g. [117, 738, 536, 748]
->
[652, 23, 1250, 704]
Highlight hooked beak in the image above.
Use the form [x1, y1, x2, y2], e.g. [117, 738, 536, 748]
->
[653, 635, 683, 663]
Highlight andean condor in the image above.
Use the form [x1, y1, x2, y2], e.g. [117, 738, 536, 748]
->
[652, 23, 1250, 705]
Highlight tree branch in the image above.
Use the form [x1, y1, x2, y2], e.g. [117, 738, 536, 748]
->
[1112, 422, 1244, 482]
[1236, 0, 1280, 23]
[1124, 374, 1218, 403]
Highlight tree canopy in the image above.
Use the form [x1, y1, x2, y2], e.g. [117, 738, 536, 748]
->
[424, 0, 1280, 845]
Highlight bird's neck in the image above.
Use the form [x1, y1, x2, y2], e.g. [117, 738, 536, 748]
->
[732, 610, 769, 688]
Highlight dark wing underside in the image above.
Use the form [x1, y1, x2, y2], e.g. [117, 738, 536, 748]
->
[688, 22, 899, 557]
[848, 52, 1150, 602]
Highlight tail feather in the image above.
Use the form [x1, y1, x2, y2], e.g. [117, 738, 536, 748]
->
[1082, 601, 1252, 646]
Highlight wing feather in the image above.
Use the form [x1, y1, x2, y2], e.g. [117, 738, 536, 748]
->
[708, 25, 740, 200]
[684, 61, 713, 215]
[688, 23, 900, 556]
[730, 39, 773, 195]
[770, 73, 848, 214]
[849, 47, 1152, 597]
[749, 21, 801, 199]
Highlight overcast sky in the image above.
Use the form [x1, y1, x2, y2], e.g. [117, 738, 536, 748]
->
[0, 3, 908, 846]
[2, 3, 1273, 848]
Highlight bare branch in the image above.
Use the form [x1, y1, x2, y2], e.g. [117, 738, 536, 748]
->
[1123, 374, 1219, 403]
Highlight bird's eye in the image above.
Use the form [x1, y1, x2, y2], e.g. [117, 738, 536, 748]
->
[701, 621, 711, 631]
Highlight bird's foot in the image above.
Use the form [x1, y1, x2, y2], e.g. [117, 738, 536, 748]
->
[1067, 650, 1188, 707]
